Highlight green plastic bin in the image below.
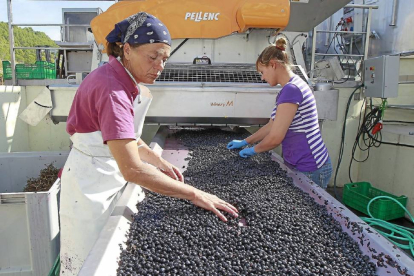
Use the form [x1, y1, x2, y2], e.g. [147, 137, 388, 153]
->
[48, 255, 60, 276]
[16, 63, 40, 79]
[343, 182, 408, 221]
[2, 61, 12, 80]
[16, 61, 56, 79]
[2, 60, 56, 80]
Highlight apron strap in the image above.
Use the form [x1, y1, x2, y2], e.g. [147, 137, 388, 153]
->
[72, 145, 114, 158]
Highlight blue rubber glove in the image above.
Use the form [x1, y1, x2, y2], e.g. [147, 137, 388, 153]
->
[239, 147, 257, 158]
[227, 139, 248, 149]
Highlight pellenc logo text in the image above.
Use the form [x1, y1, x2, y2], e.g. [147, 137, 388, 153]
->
[185, 12, 220, 22]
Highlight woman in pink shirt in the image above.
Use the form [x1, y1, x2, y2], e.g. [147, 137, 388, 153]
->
[61, 12, 238, 275]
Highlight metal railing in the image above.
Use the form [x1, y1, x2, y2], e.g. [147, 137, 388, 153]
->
[6, 0, 93, 85]
[310, 4, 379, 81]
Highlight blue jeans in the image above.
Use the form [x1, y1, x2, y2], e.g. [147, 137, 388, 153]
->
[300, 157, 333, 189]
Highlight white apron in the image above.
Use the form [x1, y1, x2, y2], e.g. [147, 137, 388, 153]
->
[59, 89, 152, 276]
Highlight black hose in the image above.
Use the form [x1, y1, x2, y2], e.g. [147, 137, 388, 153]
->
[170, 38, 189, 58]
[333, 84, 363, 200]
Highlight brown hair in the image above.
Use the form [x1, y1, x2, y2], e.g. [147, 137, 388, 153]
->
[256, 37, 291, 70]
[106, 42, 143, 60]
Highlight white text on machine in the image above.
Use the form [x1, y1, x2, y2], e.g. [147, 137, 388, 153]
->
[185, 12, 220, 22]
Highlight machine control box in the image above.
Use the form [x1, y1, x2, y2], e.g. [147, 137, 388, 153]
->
[364, 55, 399, 98]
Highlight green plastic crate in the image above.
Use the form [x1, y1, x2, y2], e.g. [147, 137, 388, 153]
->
[16, 61, 56, 79]
[2, 60, 56, 80]
[16, 63, 40, 79]
[48, 255, 60, 276]
[343, 182, 408, 221]
[2, 61, 12, 80]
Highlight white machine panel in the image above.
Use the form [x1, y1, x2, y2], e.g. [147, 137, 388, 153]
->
[364, 55, 400, 98]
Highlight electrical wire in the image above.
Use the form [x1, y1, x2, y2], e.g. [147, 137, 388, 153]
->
[348, 102, 383, 183]
[318, 19, 363, 82]
[333, 33, 351, 84]
[338, 31, 362, 78]
[361, 196, 414, 257]
[291, 33, 307, 47]
[322, 24, 341, 60]
[348, 98, 368, 182]
[348, 99, 414, 182]
[316, 23, 354, 83]
[369, 134, 414, 149]
[333, 84, 364, 200]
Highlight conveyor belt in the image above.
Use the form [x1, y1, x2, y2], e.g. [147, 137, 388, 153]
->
[79, 127, 414, 276]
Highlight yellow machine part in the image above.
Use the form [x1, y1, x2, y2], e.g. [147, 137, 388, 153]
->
[91, 0, 290, 52]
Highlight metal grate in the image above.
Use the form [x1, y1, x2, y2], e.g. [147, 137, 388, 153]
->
[157, 63, 308, 83]
[157, 64, 265, 83]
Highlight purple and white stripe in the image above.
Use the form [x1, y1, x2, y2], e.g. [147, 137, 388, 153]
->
[271, 75, 328, 168]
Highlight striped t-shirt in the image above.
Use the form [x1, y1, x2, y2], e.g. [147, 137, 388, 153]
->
[271, 75, 329, 171]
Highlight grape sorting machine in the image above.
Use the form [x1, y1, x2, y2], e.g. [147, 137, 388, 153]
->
[79, 126, 414, 276]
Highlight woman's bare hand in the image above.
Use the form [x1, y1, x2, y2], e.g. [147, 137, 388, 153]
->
[158, 158, 184, 182]
[191, 190, 238, 222]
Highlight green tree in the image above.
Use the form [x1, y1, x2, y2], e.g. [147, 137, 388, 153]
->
[0, 22, 57, 78]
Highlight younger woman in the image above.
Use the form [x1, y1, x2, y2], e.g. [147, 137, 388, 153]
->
[227, 37, 332, 189]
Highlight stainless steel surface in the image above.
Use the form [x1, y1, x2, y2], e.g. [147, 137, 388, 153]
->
[390, 0, 398, 26]
[368, 0, 414, 57]
[364, 7, 372, 60]
[310, 4, 373, 83]
[316, 30, 367, 34]
[144, 84, 279, 126]
[313, 58, 346, 81]
[49, 85, 77, 123]
[345, 3, 379, 9]
[312, 0, 414, 58]
[47, 84, 280, 125]
[4, 79, 72, 86]
[315, 82, 333, 91]
[310, 3, 378, 81]
[285, 0, 352, 32]
[324, 16, 333, 47]
[62, 8, 101, 43]
[314, 89, 339, 121]
[386, 105, 414, 110]
[67, 51, 93, 72]
[364, 55, 400, 98]
[399, 50, 414, 57]
[144, 116, 270, 126]
[314, 53, 364, 57]
[138, 63, 307, 126]
[165, 30, 273, 65]
[310, 27, 317, 80]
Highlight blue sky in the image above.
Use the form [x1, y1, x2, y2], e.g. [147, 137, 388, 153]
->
[0, 0, 114, 40]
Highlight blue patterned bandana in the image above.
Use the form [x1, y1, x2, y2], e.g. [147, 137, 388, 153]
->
[106, 12, 171, 46]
